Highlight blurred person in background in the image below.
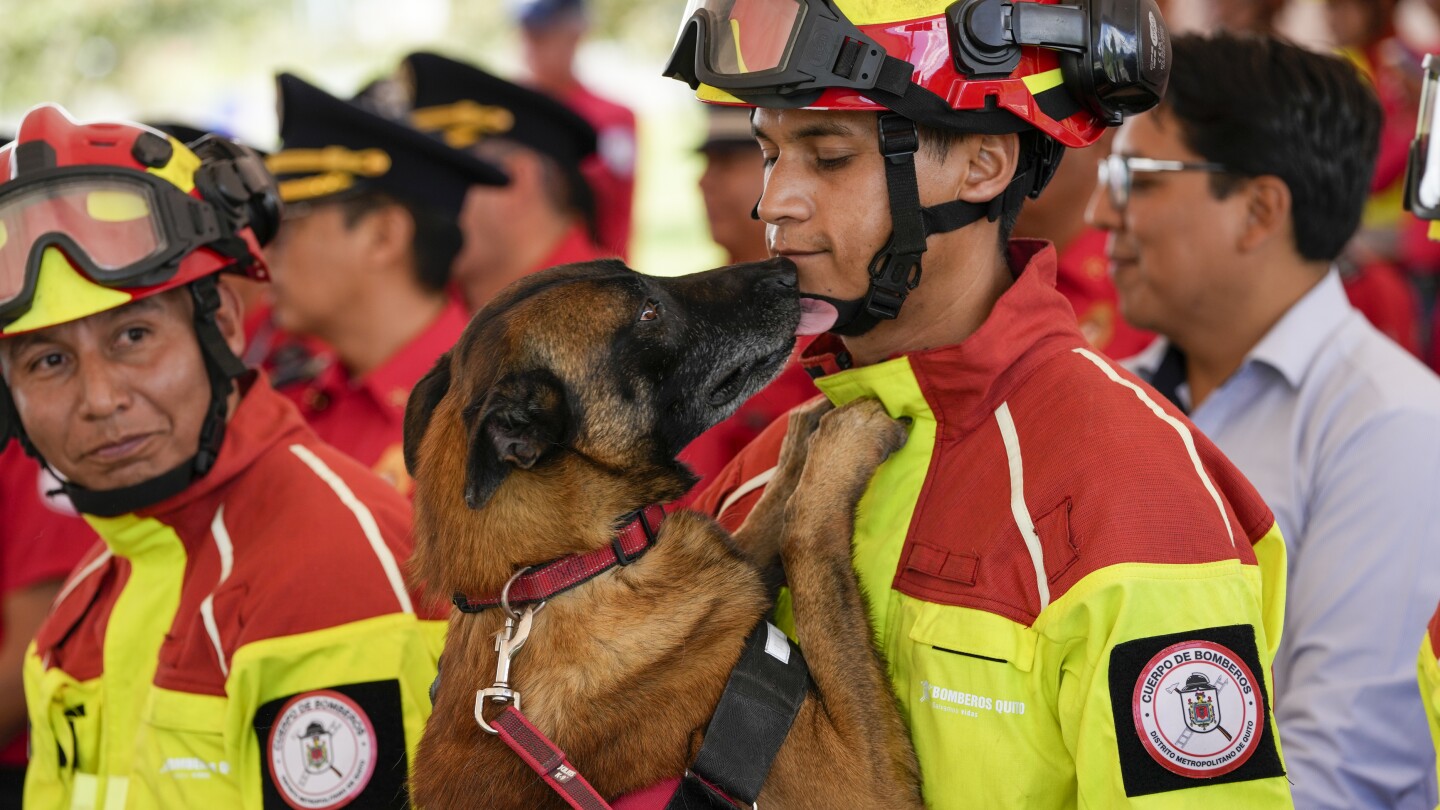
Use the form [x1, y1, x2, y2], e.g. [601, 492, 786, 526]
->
[676, 104, 817, 499]
[1013, 129, 1154, 359]
[262, 73, 507, 491]
[1090, 33, 1440, 809]
[0, 446, 92, 807]
[513, 0, 637, 258]
[404, 51, 606, 312]
[0, 105, 444, 809]
[1209, 0, 1287, 34]
[0, 129, 95, 805]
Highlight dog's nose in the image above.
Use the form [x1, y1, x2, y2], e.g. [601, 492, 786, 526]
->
[757, 257, 798, 294]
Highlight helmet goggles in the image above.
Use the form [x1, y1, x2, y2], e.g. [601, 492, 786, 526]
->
[664, 0, 891, 102]
[0, 166, 225, 325]
[665, 0, 1172, 148]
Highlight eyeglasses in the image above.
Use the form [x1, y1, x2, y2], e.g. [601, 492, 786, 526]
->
[1097, 154, 1232, 211]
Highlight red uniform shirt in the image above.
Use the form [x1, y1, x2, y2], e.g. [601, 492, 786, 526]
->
[286, 300, 470, 492]
[536, 221, 609, 273]
[559, 84, 636, 259]
[0, 444, 96, 766]
[1054, 227, 1154, 360]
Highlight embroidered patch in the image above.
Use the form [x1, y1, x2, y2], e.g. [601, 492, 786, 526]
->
[1131, 640, 1261, 776]
[1109, 625, 1285, 797]
[267, 690, 375, 809]
[255, 680, 408, 810]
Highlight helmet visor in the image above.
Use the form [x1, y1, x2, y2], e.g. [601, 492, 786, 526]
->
[665, 0, 885, 98]
[0, 174, 179, 312]
[682, 0, 805, 76]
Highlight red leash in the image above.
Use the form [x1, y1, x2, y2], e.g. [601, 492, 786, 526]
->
[465, 506, 667, 810]
[492, 706, 614, 810]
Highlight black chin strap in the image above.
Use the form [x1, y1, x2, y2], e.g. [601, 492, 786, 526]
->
[840, 113, 1049, 334]
[62, 276, 245, 517]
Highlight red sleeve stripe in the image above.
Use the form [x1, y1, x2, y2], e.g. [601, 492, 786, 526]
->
[1071, 348, 1235, 548]
[289, 444, 414, 615]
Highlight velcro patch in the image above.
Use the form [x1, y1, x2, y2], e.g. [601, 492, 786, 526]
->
[1108, 625, 1284, 797]
[253, 679, 408, 809]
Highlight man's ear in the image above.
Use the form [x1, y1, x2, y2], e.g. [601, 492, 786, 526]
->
[1237, 175, 1292, 254]
[956, 132, 1021, 204]
[464, 369, 570, 510]
[404, 353, 452, 476]
[212, 277, 247, 358]
[363, 202, 417, 271]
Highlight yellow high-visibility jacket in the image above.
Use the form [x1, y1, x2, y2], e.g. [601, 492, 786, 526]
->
[23, 379, 446, 809]
[1420, 607, 1440, 806]
[697, 241, 1293, 807]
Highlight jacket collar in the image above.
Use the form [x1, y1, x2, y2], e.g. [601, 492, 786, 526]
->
[129, 373, 311, 522]
[801, 239, 1087, 435]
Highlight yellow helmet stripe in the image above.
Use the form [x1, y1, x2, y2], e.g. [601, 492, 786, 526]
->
[834, 0, 950, 26]
[1022, 68, 1065, 96]
[3, 248, 133, 336]
[146, 137, 201, 194]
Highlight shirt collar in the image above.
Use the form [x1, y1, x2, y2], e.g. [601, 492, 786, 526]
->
[1127, 269, 1352, 392]
[358, 298, 470, 415]
[801, 239, 1088, 433]
[534, 224, 606, 275]
[1245, 269, 1351, 387]
[135, 373, 310, 521]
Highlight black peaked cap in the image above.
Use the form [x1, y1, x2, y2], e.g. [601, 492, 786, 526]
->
[267, 72, 507, 215]
[403, 51, 597, 176]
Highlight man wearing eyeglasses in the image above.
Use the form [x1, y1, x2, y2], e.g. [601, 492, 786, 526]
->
[1089, 33, 1440, 810]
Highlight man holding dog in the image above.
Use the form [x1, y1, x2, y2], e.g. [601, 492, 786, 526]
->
[675, 0, 1292, 804]
[0, 106, 444, 808]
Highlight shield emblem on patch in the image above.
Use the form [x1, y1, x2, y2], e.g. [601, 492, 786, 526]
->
[1177, 673, 1221, 733]
[299, 721, 333, 774]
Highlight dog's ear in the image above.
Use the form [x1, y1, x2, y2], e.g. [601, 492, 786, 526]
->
[465, 370, 570, 510]
[404, 353, 452, 476]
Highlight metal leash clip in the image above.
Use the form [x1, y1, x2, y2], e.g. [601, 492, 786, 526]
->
[475, 567, 546, 734]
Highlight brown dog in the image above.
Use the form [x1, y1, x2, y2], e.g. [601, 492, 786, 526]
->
[403, 258, 922, 809]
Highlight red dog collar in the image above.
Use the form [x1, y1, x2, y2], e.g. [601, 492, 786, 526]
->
[452, 504, 666, 613]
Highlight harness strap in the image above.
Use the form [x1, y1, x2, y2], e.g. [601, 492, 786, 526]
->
[666, 621, 811, 809]
[493, 706, 614, 810]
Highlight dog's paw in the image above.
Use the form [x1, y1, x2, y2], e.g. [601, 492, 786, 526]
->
[815, 399, 908, 468]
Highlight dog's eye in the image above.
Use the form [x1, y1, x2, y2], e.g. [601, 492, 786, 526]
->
[638, 300, 661, 322]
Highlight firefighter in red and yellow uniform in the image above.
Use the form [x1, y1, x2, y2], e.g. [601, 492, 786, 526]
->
[260, 73, 507, 491]
[0, 105, 445, 809]
[667, 0, 1291, 804]
[1423, 607, 1440, 803]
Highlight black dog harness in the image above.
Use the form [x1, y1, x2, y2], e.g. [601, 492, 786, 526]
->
[445, 506, 811, 809]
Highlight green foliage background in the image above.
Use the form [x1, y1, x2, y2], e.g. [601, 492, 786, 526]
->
[0, 0, 726, 276]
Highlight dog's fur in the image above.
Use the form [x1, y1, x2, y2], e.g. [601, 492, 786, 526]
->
[403, 258, 922, 809]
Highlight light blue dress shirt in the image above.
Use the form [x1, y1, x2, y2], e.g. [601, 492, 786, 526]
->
[1128, 271, 1440, 810]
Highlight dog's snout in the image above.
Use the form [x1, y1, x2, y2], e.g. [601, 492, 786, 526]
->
[757, 257, 798, 295]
